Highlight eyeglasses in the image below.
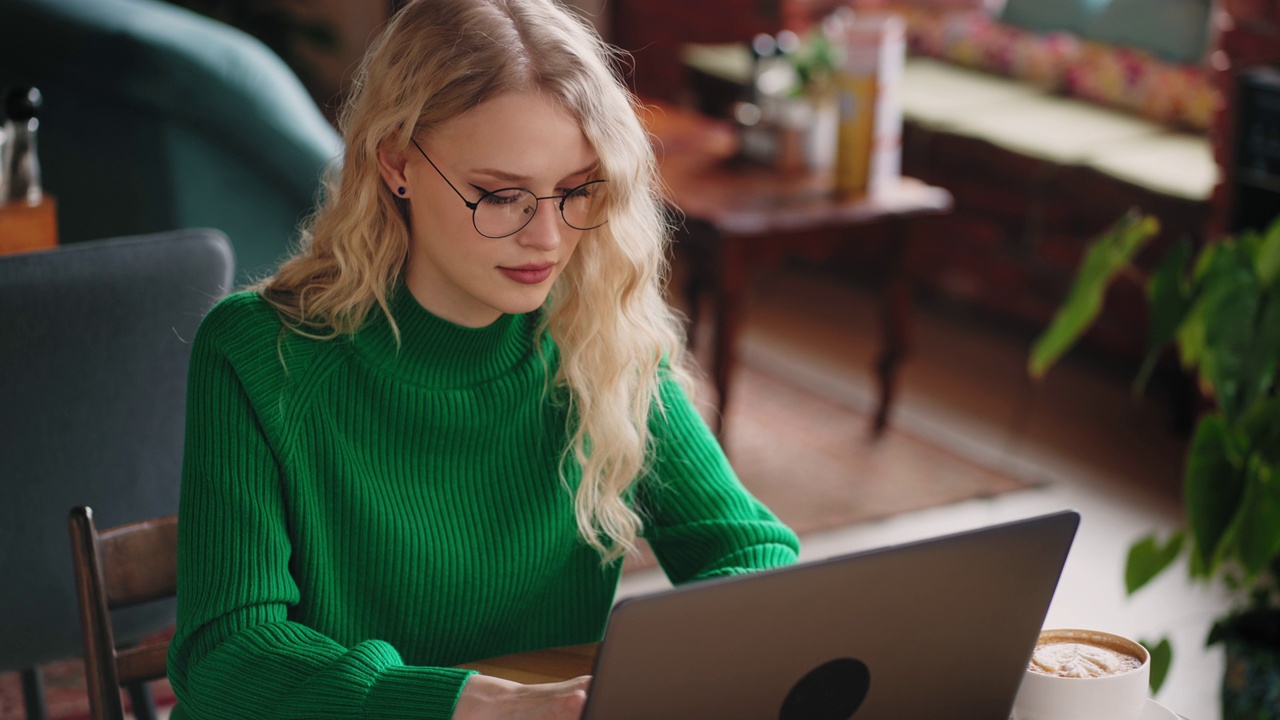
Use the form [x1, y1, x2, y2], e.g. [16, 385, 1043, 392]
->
[409, 137, 608, 239]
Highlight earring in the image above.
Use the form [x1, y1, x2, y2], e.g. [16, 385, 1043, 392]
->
[397, 186, 406, 196]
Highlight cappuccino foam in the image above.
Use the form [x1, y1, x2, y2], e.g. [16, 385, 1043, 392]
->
[1029, 640, 1143, 679]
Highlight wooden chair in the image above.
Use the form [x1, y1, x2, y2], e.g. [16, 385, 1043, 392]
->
[68, 506, 178, 720]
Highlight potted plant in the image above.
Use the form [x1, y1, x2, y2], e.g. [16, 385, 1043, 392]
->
[1028, 211, 1280, 718]
[787, 25, 841, 102]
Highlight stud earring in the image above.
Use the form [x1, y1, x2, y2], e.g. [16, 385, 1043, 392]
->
[397, 186, 406, 196]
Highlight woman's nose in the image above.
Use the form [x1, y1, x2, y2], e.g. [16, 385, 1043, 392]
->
[517, 201, 564, 250]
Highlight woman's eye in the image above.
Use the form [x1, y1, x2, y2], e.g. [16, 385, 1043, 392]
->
[563, 184, 594, 200]
[482, 192, 525, 206]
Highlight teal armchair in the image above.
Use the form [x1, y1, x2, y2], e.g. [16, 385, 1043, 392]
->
[0, 0, 343, 284]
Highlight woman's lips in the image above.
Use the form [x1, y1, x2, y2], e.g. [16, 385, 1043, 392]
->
[498, 264, 555, 284]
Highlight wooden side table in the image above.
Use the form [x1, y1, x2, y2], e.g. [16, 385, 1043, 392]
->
[643, 102, 953, 438]
[0, 196, 58, 255]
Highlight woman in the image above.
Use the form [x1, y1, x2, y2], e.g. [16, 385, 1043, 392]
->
[168, 0, 800, 717]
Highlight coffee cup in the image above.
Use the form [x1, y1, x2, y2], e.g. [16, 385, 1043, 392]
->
[1011, 628, 1150, 720]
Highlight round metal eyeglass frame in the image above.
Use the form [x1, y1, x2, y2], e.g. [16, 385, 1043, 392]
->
[409, 137, 608, 239]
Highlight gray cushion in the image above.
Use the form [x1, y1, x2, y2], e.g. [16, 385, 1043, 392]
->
[0, 229, 233, 671]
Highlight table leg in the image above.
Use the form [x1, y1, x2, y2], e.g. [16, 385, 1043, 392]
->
[21, 667, 46, 720]
[711, 236, 746, 440]
[873, 219, 914, 435]
[678, 233, 709, 351]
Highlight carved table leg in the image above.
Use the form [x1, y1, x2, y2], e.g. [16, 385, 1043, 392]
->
[873, 218, 914, 435]
[711, 234, 746, 440]
[677, 220, 714, 350]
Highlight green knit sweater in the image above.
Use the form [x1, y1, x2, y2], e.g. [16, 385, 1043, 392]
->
[168, 285, 800, 720]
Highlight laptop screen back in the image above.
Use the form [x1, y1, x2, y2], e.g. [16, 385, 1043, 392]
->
[582, 510, 1080, 719]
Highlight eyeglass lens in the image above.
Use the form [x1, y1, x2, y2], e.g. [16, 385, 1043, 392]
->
[473, 181, 608, 238]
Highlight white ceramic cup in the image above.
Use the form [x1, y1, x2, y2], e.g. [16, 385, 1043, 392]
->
[1011, 628, 1151, 720]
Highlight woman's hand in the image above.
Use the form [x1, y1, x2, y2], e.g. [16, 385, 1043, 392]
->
[453, 673, 591, 720]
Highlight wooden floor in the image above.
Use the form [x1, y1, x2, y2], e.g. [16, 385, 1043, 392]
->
[622, 261, 1228, 720]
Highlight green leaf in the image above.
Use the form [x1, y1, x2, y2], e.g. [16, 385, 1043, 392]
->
[1258, 217, 1280, 286]
[1230, 288, 1280, 418]
[1125, 532, 1185, 594]
[1238, 225, 1265, 269]
[1172, 238, 1225, 374]
[1185, 415, 1246, 575]
[1197, 246, 1262, 424]
[1241, 395, 1280, 467]
[1233, 459, 1280, 578]
[1134, 237, 1195, 393]
[1174, 293, 1208, 372]
[1029, 212, 1159, 378]
[1141, 637, 1173, 695]
[1191, 239, 1224, 284]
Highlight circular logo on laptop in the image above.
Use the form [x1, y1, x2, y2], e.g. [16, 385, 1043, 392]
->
[779, 657, 871, 720]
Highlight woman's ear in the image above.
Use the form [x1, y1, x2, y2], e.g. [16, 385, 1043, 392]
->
[377, 145, 410, 197]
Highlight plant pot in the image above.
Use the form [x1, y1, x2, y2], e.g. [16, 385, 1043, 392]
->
[1221, 634, 1280, 719]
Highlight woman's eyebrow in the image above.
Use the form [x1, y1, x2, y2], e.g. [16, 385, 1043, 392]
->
[473, 161, 600, 184]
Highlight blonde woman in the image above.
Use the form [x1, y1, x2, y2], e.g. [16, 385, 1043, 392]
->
[168, 0, 799, 717]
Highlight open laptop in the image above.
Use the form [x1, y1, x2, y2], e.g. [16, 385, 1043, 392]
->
[581, 509, 1080, 719]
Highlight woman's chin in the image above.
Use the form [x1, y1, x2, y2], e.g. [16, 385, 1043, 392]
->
[497, 287, 554, 316]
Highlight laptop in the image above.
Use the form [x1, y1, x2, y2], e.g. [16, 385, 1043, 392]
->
[581, 510, 1080, 719]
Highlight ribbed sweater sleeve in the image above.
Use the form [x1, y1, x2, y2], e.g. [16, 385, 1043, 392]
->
[642, 375, 801, 583]
[168, 296, 474, 720]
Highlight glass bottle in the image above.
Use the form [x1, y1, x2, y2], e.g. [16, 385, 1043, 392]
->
[3, 85, 44, 206]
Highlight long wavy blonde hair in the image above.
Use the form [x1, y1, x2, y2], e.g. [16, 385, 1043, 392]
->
[261, 0, 693, 563]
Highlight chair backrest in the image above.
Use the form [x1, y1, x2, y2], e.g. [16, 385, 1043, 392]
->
[0, 0, 341, 283]
[0, 229, 233, 674]
[68, 506, 177, 720]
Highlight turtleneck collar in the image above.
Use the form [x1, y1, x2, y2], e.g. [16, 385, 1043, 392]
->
[348, 282, 538, 389]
